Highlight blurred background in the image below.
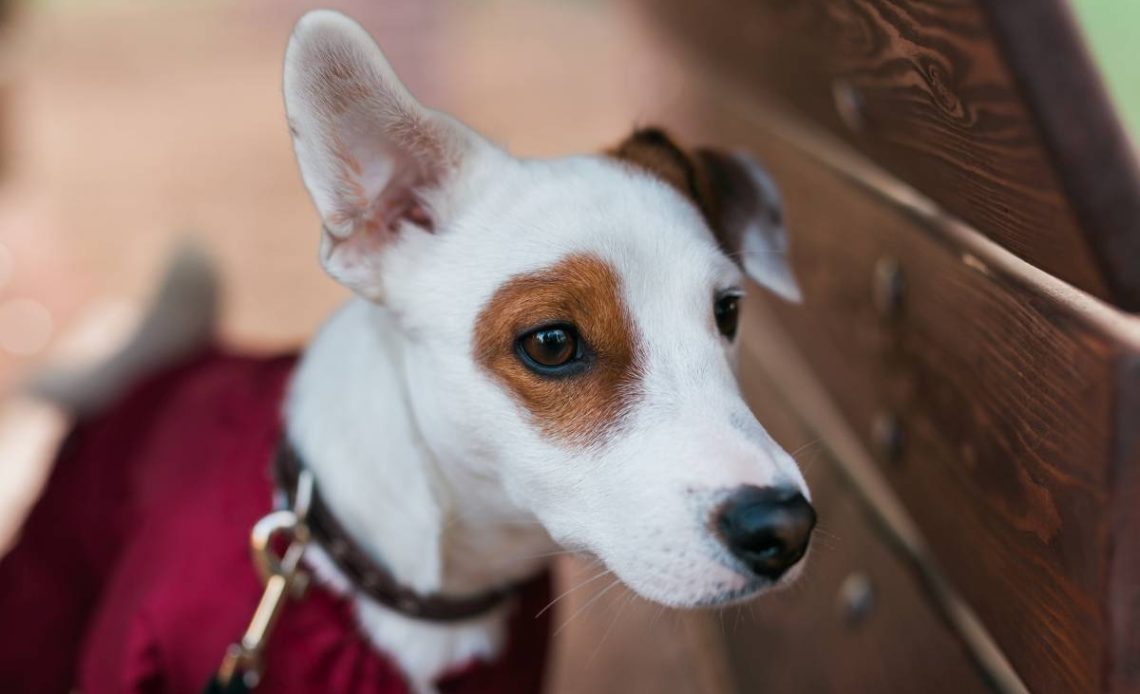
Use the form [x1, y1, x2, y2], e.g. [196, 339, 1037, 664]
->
[0, 1, 721, 691]
[0, 0, 1137, 690]
[0, 0, 691, 529]
[0, 0, 682, 375]
[1, 0, 1136, 410]
[1071, 1, 1140, 137]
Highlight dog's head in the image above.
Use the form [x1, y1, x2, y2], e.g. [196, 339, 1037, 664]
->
[284, 10, 813, 607]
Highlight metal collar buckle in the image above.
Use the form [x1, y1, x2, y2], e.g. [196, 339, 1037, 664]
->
[214, 470, 314, 691]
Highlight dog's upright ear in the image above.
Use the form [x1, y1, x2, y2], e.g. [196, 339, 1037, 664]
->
[609, 129, 801, 303]
[283, 10, 485, 300]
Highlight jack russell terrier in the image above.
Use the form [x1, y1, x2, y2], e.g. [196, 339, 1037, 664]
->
[0, 9, 813, 694]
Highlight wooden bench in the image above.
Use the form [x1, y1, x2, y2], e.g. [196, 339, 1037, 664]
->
[638, 1, 1140, 691]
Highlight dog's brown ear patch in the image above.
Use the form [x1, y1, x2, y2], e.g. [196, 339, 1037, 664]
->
[610, 127, 801, 301]
[607, 128, 707, 208]
[607, 127, 749, 262]
[474, 254, 642, 448]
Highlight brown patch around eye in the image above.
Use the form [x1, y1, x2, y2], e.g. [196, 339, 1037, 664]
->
[473, 254, 643, 448]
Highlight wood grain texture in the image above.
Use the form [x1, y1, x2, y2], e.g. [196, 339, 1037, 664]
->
[1108, 354, 1140, 692]
[982, 0, 1140, 315]
[725, 363, 992, 694]
[678, 108, 1140, 691]
[643, 0, 1140, 308]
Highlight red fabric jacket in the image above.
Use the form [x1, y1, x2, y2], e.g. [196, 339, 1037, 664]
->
[0, 350, 551, 694]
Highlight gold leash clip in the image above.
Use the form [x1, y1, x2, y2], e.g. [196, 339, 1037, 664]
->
[215, 470, 314, 690]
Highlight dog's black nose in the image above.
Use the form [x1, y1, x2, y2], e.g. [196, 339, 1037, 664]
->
[716, 485, 815, 581]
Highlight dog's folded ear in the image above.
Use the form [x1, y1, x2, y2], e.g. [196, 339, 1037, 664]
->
[691, 148, 801, 303]
[283, 10, 488, 300]
[608, 129, 801, 303]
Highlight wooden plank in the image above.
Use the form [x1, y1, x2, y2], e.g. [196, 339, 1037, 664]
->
[735, 281, 1029, 693]
[1108, 355, 1140, 692]
[725, 364, 992, 694]
[643, 0, 1140, 309]
[676, 104, 1140, 690]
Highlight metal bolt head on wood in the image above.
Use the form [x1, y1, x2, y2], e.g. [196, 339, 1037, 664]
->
[872, 257, 905, 320]
[837, 572, 875, 626]
[872, 412, 904, 465]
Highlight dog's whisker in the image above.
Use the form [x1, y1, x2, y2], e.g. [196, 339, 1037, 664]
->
[585, 589, 636, 667]
[498, 547, 578, 571]
[518, 547, 577, 561]
[811, 534, 839, 549]
[551, 577, 622, 637]
[789, 438, 821, 460]
[812, 524, 841, 541]
[811, 535, 839, 551]
[536, 567, 613, 619]
[799, 449, 825, 475]
[748, 600, 760, 626]
[816, 528, 843, 544]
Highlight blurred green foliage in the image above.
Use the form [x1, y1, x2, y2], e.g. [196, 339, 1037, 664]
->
[1071, 1, 1140, 139]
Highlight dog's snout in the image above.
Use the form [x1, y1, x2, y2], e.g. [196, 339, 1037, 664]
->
[716, 485, 815, 581]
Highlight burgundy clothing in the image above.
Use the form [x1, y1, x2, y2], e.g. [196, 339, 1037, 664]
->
[0, 350, 551, 694]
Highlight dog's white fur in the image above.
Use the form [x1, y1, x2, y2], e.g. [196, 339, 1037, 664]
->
[37, 10, 809, 693]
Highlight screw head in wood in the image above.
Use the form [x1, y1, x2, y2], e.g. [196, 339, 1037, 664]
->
[872, 257, 905, 320]
[832, 79, 867, 132]
[872, 412, 905, 465]
[837, 572, 875, 626]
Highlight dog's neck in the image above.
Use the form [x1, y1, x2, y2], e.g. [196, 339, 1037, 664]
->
[284, 299, 555, 599]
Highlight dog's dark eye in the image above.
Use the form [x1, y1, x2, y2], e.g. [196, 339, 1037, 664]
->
[517, 325, 582, 373]
[714, 294, 740, 340]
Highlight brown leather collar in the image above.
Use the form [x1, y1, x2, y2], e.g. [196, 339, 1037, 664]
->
[273, 441, 523, 622]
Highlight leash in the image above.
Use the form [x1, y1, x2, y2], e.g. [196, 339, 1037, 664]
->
[205, 469, 315, 693]
[206, 442, 527, 691]
[274, 441, 523, 621]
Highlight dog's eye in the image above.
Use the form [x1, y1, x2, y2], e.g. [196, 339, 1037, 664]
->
[517, 325, 582, 373]
[714, 294, 740, 340]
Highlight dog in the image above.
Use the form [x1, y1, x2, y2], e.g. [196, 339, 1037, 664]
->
[0, 9, 813, 694]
